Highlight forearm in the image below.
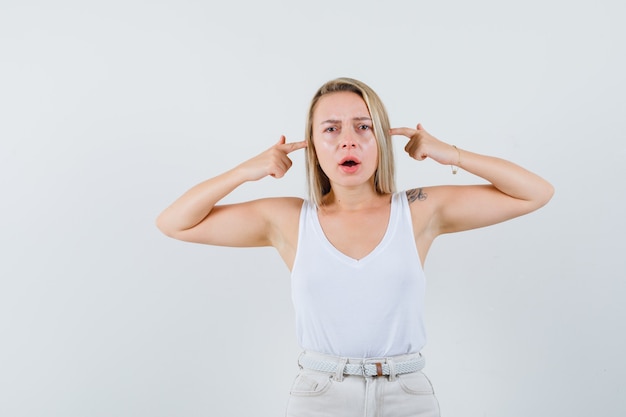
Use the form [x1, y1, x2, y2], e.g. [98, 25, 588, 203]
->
[456, 147, 554, 206]
[156, 136, 307, 238]
[156, 167, 249, 236]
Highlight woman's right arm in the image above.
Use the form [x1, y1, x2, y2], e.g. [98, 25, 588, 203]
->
[155, 136, 307, 247]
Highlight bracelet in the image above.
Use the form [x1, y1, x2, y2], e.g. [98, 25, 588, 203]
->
[451, 145, 461, 175]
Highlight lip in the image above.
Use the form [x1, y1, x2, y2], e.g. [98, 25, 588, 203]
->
[338, 156, 362, 165]
[338, 155, 361, 173]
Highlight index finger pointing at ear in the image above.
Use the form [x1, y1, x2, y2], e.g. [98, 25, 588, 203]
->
[280, 140, 308, 154]
[390, 127, 417, 138]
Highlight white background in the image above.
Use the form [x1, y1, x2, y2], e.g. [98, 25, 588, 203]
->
[1, 0, 625, 416]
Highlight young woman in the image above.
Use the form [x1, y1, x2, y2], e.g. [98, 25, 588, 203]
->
[156, 78, 554, 417]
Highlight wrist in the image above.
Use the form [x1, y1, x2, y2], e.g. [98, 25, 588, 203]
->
[451, 145, 461, 174]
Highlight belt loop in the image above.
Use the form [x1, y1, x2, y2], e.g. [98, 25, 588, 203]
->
[297, 351, 305, 370]
[333, 357, 348, 382]
[387, 358, 397, 381]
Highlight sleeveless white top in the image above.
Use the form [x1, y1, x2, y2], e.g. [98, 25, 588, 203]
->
[291, 191, 427, 358]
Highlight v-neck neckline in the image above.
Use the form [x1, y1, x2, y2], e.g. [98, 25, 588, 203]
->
[311, 193, 399, 265]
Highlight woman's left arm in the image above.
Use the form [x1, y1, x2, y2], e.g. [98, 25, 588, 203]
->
[391, 124, 555, 234]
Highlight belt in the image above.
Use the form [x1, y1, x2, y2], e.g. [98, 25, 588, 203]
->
[299, 352, 425, 377]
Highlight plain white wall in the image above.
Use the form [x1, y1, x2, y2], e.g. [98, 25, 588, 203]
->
[1, 0, 624, 416]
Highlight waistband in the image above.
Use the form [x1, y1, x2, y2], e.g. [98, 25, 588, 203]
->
[298, 350, 425, 381]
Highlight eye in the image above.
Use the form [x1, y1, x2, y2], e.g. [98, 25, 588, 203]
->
[358, 124, 371, 131]
[324, 126, 337, 133]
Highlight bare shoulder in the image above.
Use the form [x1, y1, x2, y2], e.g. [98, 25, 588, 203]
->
[402, 188, 437, 265]
[257, 197, 304, 269]
[405, 187, 430, 204]
[405, 185, 468, 224]
[406, 183, 518, 235]
[256, 196, 304, 219]
[405, 185, 465, 206]
[255, 196, 304, 239]
[406, 186, 476, 233]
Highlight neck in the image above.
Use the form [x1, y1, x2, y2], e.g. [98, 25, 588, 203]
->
[322, 184, 385, 211]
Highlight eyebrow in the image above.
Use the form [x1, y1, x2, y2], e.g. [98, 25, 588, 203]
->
[319, 117, 372, 125]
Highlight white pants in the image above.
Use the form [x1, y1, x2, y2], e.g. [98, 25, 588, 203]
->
[285, 351, 440, 417]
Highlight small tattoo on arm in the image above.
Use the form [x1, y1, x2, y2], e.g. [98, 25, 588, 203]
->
[406, 188, 427, 204]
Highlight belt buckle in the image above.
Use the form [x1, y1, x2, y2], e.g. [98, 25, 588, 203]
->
[374, 362, 384, 377]
[361, 362, 384, 377]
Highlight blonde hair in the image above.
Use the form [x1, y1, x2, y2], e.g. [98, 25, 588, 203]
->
[305, 77, 396, 206]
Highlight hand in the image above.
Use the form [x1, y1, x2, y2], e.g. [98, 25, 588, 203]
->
[390, 124, 459, 166]
[238, 136, 307, 181]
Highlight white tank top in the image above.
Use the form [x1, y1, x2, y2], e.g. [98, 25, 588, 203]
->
[291, 191, 427, 358]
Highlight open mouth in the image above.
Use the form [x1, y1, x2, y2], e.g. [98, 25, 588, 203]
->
[341, 160, 359, 167]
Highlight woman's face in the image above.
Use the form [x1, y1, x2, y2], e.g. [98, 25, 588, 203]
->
[312, 91, 378, 189]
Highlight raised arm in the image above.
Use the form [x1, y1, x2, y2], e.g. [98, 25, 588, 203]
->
[156, 136, 307, 247]
[391, 124, 554, 235]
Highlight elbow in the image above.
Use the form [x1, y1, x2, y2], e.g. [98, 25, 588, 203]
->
[533, 180, 555, 210]
[155, 213, 179, 239]
[155, 211, 198, 242]
[542, 180, 555, 205]
[155, 216, 169, 237]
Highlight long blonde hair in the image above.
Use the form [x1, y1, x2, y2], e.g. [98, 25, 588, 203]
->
[305, 77, 396, 206]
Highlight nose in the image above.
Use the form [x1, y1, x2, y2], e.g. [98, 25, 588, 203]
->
[340, 131, 357, 148]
